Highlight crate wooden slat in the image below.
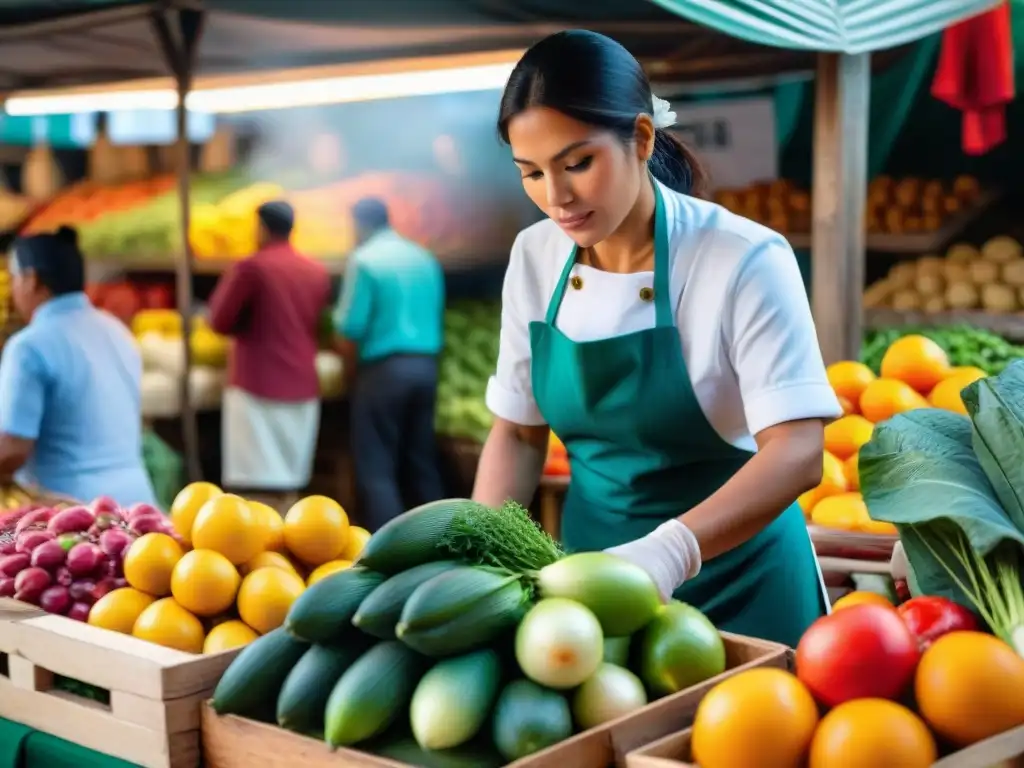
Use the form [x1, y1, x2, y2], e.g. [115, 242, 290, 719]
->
[203, 632, 789, 768]
[0, 597, 242, 768]
[626, 723, 1024, 767]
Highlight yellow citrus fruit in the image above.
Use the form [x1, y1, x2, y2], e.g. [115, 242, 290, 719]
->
[798, 452, 848, 514]
[170, 549, 240, 617]
[240, 550, 300, 578]
[831, 591, 895, 613]
[811, 492, 869, 532]
[342, 526, 371, 561]
[190, 494, 263, 566]
[88, 588, 156, 634]
[837, 395, 857, 416]
[132, 597, 205, 653]
[928, 369, 986, 415]
[947, 365, 987, 380]
[860, 517, 898, 535]
[844, 452, 860, 491]
[809, 699, 937, 768]
[880, 335, 951, 394]
[249, 501, 285, 552]
[283, 495, 350, 566]
[692, 668, 818, 768]
[123, 533, 185, 597]
[859, 378, 929, 424]
[203, 620, 259, 654]
[823, 415, 874, 461]
[307, 559, 353, 586]
[237, 567, 306, 634]
[827, 361, 877, 406]
[168, 481, 222, 545]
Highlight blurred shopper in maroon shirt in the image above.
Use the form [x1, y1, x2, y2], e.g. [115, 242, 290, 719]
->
[208, 201, 331, 509]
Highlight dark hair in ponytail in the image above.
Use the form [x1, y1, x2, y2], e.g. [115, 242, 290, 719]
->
[497, 30, 707, 198]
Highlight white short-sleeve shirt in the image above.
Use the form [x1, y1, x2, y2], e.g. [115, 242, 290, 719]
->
[485, 180, 842, 452]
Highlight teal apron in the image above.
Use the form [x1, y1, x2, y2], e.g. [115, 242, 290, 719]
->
[529, 182, 827, 648]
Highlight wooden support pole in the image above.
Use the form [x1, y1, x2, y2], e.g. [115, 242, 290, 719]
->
[810, 52, 870, 365]
[152, 8, 205, 483]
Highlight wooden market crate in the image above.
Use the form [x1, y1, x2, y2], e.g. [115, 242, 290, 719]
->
[626, 722, 1024, 768]
[202, 632, 788, 768]
[0, 597, 242, 768]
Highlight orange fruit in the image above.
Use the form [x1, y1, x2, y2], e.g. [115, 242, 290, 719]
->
[799, 452, 849, 514]
[307, 559, 353, 586]
[823, 415, 874, 460]
[916, 631, 1024, 747]
[341, 526, 371, 561]
[880, 335, 951, 394]
[836, 395, 857, 416]
[831, 591, 893, 613]
[947, 365, 987, 380]
[249, 501, 285, 552]
[88, 588, 156, 634]
[240, 550, 300, 578]
[191, 494, 263, 566]
[928, 368, 986, 415]
[809, 699, 937, 768]
[691, 668, 818, 768]
[283, 495, 350, 566]
[123, 533, 185, 597]
[843, 453, 859, 491]
[203, 620, 259, 654]
[168, 481, 222, 545]
[859, 378, 929, 424]
[170, 549, 240, 617]
[132, 597, 205, 653]
[860, 518, 898, 535]
[827, 361, 876, 406]
[236, 567, 306, 634]
[810, 492, 868, 532]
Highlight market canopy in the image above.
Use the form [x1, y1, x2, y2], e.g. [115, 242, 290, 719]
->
[0, 0, 995, 92]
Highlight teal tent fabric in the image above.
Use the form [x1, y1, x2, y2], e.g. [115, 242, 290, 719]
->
[648, 0, 1000, 54]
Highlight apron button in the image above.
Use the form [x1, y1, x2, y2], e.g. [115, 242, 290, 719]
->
[570, 275, 584, 290]
[639, 286, 654, 301]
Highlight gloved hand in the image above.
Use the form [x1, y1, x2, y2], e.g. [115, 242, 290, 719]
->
[604, 519, 702, 601]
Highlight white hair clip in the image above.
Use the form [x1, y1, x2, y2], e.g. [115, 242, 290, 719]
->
[651, 96, 677, 129]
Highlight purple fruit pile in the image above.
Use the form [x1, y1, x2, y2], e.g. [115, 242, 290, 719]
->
[0, 496, 180, 621]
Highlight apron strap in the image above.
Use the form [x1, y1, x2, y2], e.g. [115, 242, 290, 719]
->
[545, 244, 579, 325]
[651, 179, 673, 328]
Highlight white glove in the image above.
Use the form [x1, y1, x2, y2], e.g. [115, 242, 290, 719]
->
[604, 519, 702, 601]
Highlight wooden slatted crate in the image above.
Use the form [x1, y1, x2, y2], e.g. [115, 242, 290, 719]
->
[0, 597, 242, 768]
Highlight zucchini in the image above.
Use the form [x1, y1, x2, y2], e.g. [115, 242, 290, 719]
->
[285, 566, 385, 643]
[353, 560, 462, 640]
[357, 499, 473, 574]
[396, 566, 530, 657]
[211, 628, 309, 720]
[276, 641, 369, 734]
[492, 679, 573, 761]
[410, 649, 502, 750]
[324, 641, 426, 747]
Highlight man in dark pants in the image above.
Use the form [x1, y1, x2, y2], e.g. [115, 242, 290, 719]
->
[334, 198, 446, 531]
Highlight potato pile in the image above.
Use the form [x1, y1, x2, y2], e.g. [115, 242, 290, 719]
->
[864, 236, 1024, 314]
[712, 175, 983, 236]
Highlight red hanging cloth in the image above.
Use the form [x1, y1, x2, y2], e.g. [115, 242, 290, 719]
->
[931, 1, 1015, 155]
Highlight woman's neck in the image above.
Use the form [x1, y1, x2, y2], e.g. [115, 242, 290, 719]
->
[586, 176, 656, 274]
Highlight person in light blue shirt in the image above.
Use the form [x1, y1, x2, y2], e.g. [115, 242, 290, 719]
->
[0, 227, 156, 508]
[334, 198, 446, 530]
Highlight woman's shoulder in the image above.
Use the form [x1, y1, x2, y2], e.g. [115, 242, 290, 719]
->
[663, 186, 791, 259]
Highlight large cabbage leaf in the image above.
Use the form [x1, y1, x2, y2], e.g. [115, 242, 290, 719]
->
[860, 408, 1024, 602]
[963, 361, 1024, 534]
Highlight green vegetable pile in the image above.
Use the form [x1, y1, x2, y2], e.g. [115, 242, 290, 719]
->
[212, 499, 729, 764]
[860, 361, 1024, 656]
[862, 326, 1024, 376]
[435, 301, 500, 443]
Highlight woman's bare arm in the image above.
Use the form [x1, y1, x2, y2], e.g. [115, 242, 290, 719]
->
[472, 417, 549, 508]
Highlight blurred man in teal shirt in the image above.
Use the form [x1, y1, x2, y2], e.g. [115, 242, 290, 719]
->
[334, 198, 446, 530]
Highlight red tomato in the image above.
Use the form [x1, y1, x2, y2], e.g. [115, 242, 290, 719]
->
[796, 603, 920, 707]
[898, 596, 979, 651]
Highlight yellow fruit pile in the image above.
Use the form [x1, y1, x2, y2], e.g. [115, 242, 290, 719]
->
[89, 482, 371, 655]
[803, 335, 987, 534]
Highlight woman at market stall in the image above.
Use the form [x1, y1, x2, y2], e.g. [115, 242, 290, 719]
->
[0, 227, 157, 507]
[471, 30, 841, 647]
